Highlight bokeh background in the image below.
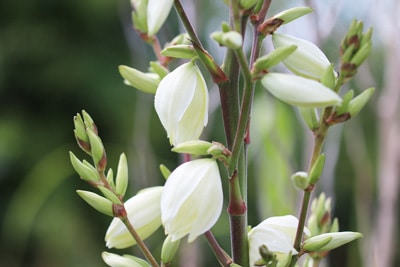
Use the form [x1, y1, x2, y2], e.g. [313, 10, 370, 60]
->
[1, 0, 399, 266]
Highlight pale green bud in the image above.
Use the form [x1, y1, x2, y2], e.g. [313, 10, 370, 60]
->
[106, 168, 115, 191]
[87, 128, 106, 171]
[272, 7, 313, 24]
[82, 110, 97, 134]
[159, 164, 171, 180]
[211, 31, 243, 50]
[321, 65, 336, 90]
[298, 107, 319, 131]
[291, 171, 309, 190]
[69, 152, 100, 182]
[253, 45, 297, 73]
[115, 153, 129, 198]
[154, 62, 209, 146]
[149, 61, 169, 79]
[272, 33, 332, 80]
[335, 90, 354, 115]
[308, 154, 325, 185]
[119, 65, 159, 94]
[360, 27, 373, 48]
[161, 159, 223, 242]
[73, 113, 89, 143]
[303, 232, 362, 252]
[105, 186, 163, 248]
[98, 186, 122, 205]
[261, 73, 342, 108]
[102, 252, 151, 267]
[171, 140, 213, 155]
[221, 22, 231, 33]
[239, 0, 259, 10]
[161, 235, 181, 264]
[161, 44, 197, 59]
[77, 190, 113, 217]
[330, 218, 339, 233]
[348, 87, 375, 118]
[167, 33, 191, 46]
[147, 0, 174, 36]
[350, 42, 372, 67]
[131, 0, 148, 33]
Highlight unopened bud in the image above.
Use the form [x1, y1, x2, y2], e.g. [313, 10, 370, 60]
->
[161, 44, 197, 59]
[98, 186, 122, 205]
[303, 235, 332, 252]
[159, 164, 171, 180]
[149, 61, 169, 79]
[119, 65, 159, 94]
[87, 128, 107, 171]
[171, 140, 213, 155]
[211, 31, 243, 50]
[303, 232, 362, 252]
[308, 154, 325, 185]
[161, 235, 181, 264]
[69, 152, 100, 182]
[252, 45, 297, 73]
[291, 171, 309, 190]
[348, 87, 375, 118]
[272, 6, 313, 24]
[335, 90, 354, 115]
[298, 107, 319, 131]
[321, 65, 336, 90]
[77, 190, 114, 217]
[115, 153, 129, 198]
[239, 0, 259, 10]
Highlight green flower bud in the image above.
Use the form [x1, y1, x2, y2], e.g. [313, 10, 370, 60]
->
[291, 171, 309, 190]
[298, 107, 319, 131]
[303, 232, 362, 252]
[171, 140, 213, 155]
[73, 113, 90, 151]
[239, 0, 259, 10]
[261, 73, 342, 108]
[330, 218, 339, 233]
[360, 27, 373, 48]
[149, 61, 169, 79]
[102, 252, 151, 267]
[69, 152, 100, 182]
[308, 154, 325, 185]
[159, 164, 171, 180]
[76, 190, 114, 217]
[272, 33, 332, 80]
[348, 87, 375, 118]
[321, 65, 336, 90]
[221, 22, 231, 33]
[115, 153, 129, 198]
[272, 6, 313, 24]
[119, 65, 159, 94]
[335, 90, 354, 115]
[252, 45, 297, 73]
[106, 168, 115, 191]
[161, 44, 197, 59]
[211, 31, 243, 50]
[161, 235, 181, 264]
[350, 42, 372, 67]
[87, 128, 107, 172]
[82, 110, 97, 134]
[98, 186, 122, 205]
[131, 0, 148, 33]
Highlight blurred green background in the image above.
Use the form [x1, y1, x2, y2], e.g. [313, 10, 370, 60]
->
[0, 0, 398, 266]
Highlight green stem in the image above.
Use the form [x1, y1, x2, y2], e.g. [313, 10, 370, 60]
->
[120, 214, 160, 267]
[204, 231, 233, 267]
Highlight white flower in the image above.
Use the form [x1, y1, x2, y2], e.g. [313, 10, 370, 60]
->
[248, 215, 310, 266]
[261, 73, 342, 107]
[154, 62, 209, 146]
[161, 159, 223, 242]
[105, 186, 163, 249]
[147, 0, 174, 36]
[102, 252, 151, 267]
[272, 33, 331, 80]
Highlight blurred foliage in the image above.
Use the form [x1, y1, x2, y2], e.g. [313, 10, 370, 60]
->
[0, 0, 397, 267]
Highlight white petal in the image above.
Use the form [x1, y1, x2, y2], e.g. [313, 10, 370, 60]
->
[147, 0, 174, 36]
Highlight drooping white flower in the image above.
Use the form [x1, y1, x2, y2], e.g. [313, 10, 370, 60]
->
[154, 62, 209, 146]
[248, 215, 310, 266]
[102, 251, 151, 267]
[147, 0, 174, 36]
[161, 159, 223, 242]
[261, 72, 342, 108]
[105, 186, 163, 249]
[272, 33, 332, 80]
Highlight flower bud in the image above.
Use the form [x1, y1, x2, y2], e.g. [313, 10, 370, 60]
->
[248, 215, 310, 266]
[272, 33, 332, 80]
[211, 31, 243, 50]
[115, 153, 129, 198]
[161, 44, 197, 59]
[161, 235, 181, 265]
[69, 152, 100, 182]
[239, 0, 258, 10]
[291, 171, 309, 190]
[119, 65, 160, 94]
[161, 159, 223, 242]
[87, 128, 107, 172]
[73, 113, 91, 153]
[335, 90, 354, 115]
[303, 232, 362, 252]
[348, 87, 375, 118]
[105, 186, 163, 248]
[131, 0, 148, 33]
[149, 61, 169, 79]
[252, 45, 297, 73]
[298, 107, 319, 131]
[308, 153, 325, 185]
[76, 190, 113, 217]
[102, 252, 151, 267]
[147, 0, 174, 36]
[98, 186, 122, 205]
[261, 73, 342, 108]
[171, 140, 214, 155]
[154, 62, 209, 146]
[272, 7, 313, 25]
[159, 164, 171, 180]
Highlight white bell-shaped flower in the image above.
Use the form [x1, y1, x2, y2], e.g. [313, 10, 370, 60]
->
[248, 215, 310, 266]
[147, 0, 174, 36]
[105, 186, 163, 249]
[161, 159, 223, 242]
[154, 62, 209, 146]
[261, 73, 342, 108]
[272, 33, 332, 80]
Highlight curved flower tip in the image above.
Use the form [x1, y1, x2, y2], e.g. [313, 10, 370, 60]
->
[261, 73, 342, 108]
[147, 0, 174, 36]
[161, 159, 223, 242]
[154, 62, 209, 146]
[105, 186, 163, 249]
[248, 215, 310, 266]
